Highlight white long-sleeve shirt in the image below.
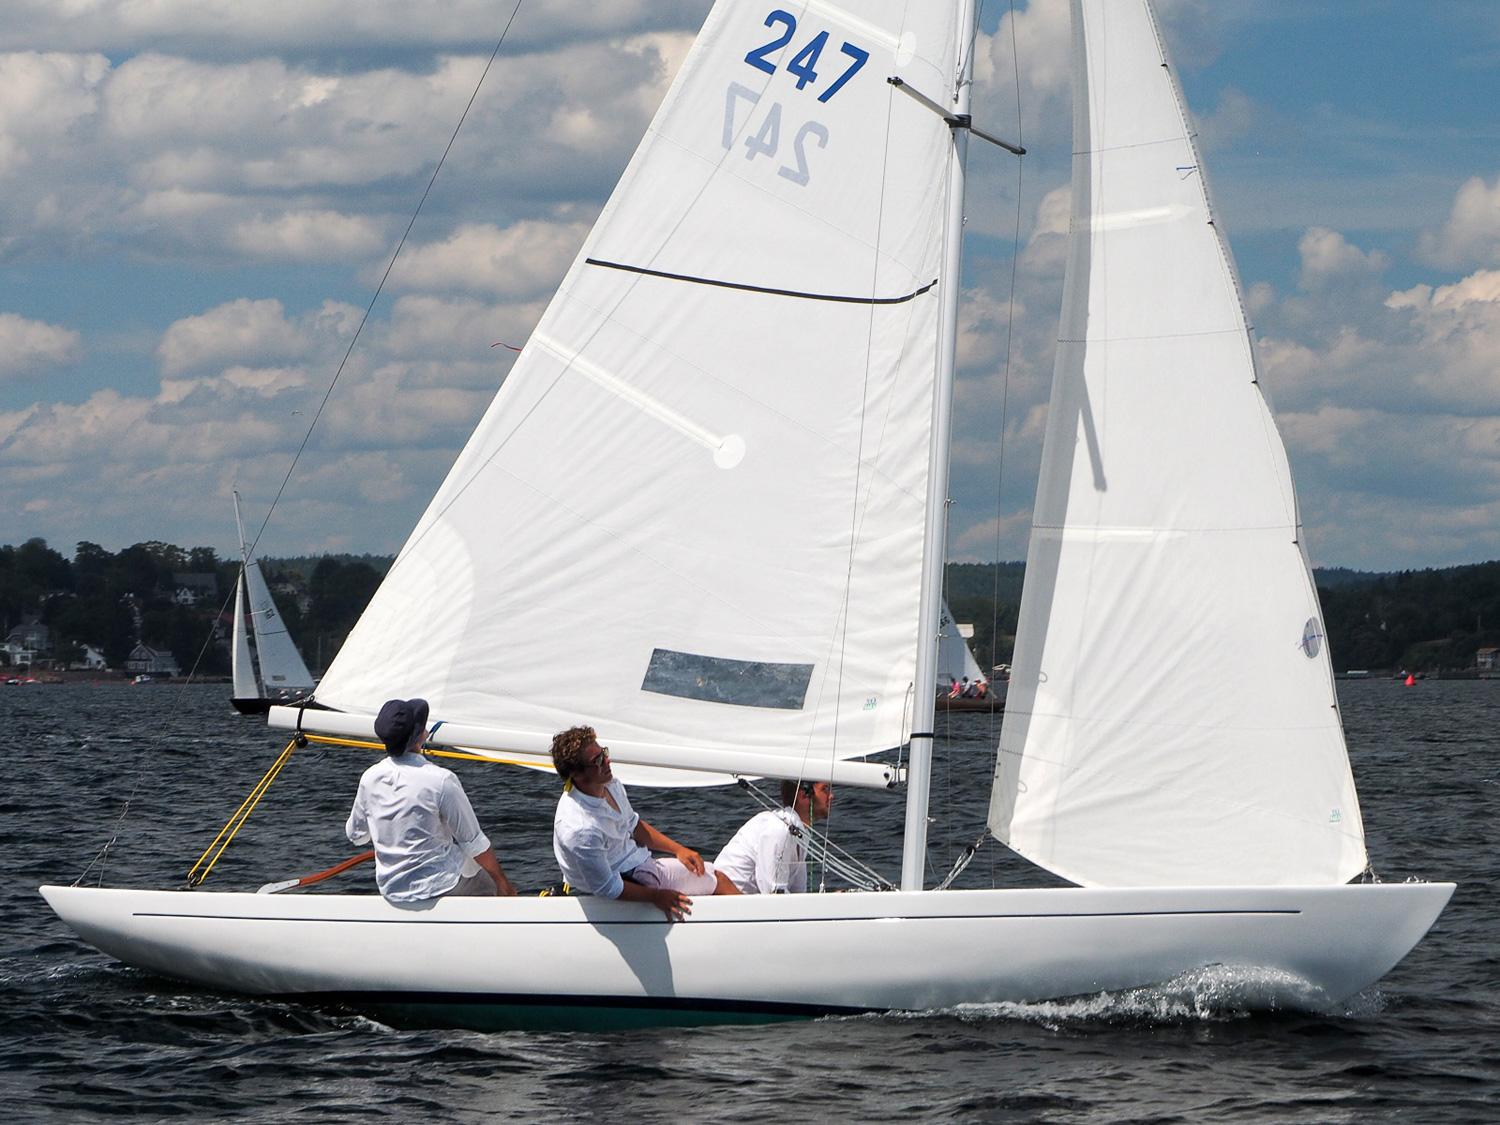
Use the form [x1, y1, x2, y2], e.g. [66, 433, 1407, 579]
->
[346, 752, 491, 903]
[713, 807, 807, 894]
[553, 779, 650, 898]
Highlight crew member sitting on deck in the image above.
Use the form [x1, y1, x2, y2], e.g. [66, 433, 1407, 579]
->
[714, 779, 833, 894]
[346, 697, 517, 903]
[550, 725, 739, 921]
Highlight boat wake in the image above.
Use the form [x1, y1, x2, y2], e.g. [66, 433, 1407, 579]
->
[887, 966, 1386, 1028]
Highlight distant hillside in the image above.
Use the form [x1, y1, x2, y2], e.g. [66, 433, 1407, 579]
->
[261, 554, 394, 581]
[1310, 566, 1387, 590]
[4, 539, 1497, 678]
[939, 561, 1500, 675]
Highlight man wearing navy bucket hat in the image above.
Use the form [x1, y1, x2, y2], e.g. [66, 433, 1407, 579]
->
[346, 697, 516, 903]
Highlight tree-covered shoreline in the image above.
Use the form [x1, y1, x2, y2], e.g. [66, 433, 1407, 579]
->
[0, 538, 386, 677]
[2, 538, 1498, 677]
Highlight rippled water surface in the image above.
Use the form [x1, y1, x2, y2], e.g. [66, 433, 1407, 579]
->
[4, 681, 1497, 1121]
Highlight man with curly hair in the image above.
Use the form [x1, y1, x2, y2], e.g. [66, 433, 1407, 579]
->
[550, 725, 738, 920]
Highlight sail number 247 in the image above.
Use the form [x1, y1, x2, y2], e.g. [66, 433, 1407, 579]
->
[723, 11, 870, 187]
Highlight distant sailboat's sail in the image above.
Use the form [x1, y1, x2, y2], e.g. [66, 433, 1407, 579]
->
[231, 572, 257, 700]
[936, 600, 983, 688]
[988, 0, 1367, 885]
[243, 560, 316, 692]
[314, 2, 963, 782]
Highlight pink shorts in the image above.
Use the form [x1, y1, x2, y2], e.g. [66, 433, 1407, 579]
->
[626, 857, 719, 896]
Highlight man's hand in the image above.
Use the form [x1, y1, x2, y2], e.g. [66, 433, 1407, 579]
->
[475, 847, 517, 897]
[651, 888, 693, 922]
[674, 847, 706, 875]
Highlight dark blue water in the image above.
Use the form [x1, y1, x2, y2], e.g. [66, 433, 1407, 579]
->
[4, 681, 1496, 1121]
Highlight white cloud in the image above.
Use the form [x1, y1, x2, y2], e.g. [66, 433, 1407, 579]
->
[226, 210, 388, 262]
[0, 2, 711, 57]
[1296, 227, 1389, 291]
[0, 51, 108, 178]
[155, 298, 361, 377]
[977, 0, 1071, 118]
[0, 313, 83, 380]
[1417, 175, 1500, 270]
[0, 28, 688, 270]
[386, 221, 589, 298]
[1194, 87, 1258, 151]
[383, 293, 541, 363]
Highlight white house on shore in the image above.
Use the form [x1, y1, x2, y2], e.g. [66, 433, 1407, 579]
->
[69, 645, 108, 671]
[2, 620, 49, 668]
[126, 643, 180, 676]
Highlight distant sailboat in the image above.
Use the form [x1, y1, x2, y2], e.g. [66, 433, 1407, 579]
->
[935, 600, 1001, 712]
[230, 491, 316, 715]
[44, 0, 1451, 1029]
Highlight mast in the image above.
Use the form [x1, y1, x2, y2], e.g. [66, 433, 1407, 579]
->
[901, 0, 978, 891]
[232, 489, 250, 566]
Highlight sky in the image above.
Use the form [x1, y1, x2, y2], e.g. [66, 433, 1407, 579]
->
[2, 0, 1499, 571]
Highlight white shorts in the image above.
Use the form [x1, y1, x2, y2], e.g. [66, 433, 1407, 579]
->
[626, 857, 719, 896]
[444, 869, 497, 897]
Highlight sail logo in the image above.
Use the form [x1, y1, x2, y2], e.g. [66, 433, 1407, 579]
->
[1300, 617, 1323, 659]
[1329, 809, 1342, 824]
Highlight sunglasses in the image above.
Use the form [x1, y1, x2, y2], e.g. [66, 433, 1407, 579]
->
[583, 745, 610, 770]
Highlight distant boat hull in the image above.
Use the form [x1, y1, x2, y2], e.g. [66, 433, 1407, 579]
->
[40, 881, 1453, 1030]
[231, 691, 312, 716]
[935, 693, 1003, 713]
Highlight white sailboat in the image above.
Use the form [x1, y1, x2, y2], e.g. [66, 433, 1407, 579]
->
[935, 600, 1000, 712]
[43, 0, 1451, 1029]
[230, 491, 317, 715]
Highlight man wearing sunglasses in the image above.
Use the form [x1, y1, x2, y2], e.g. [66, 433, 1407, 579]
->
[550, 725, 738, 921]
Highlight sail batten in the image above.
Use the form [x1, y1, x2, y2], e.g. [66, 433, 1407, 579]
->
[988, 0, 1367, 887]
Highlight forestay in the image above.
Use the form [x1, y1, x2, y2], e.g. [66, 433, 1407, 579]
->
[312, 2, 963, 785]
[989, 0, 1367, 885]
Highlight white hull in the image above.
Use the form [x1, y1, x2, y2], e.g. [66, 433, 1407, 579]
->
[41, 882, 1453, 1028]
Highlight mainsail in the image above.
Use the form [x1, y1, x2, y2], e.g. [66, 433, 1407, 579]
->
[989, 0, 1367, 887]
[241, 558, 315, 693]
[314, 3, 964, 784]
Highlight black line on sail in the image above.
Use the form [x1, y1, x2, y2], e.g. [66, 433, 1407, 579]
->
[586, 258, 938, 305]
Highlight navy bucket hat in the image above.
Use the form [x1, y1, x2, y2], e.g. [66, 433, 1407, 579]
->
[373, 697, 430, 755]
